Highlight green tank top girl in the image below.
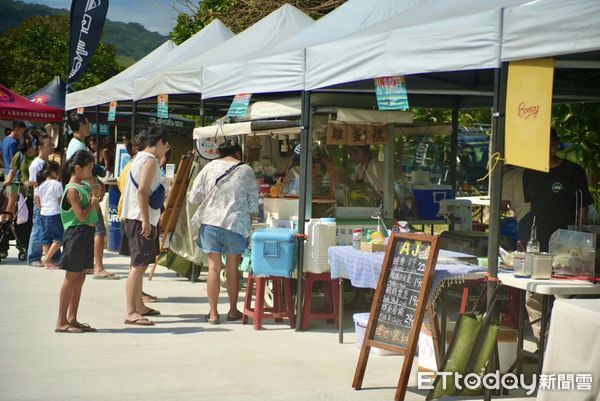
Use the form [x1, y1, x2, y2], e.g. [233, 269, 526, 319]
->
[60, 182, 98, 229]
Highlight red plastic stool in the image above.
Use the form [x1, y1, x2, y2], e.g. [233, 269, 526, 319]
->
[302, 272, 340, 330]
[242, 275, 295, 330]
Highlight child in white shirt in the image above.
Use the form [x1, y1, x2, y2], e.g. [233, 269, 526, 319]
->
[36, 161, 64, 269]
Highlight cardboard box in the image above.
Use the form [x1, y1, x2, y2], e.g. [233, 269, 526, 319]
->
[360, 242, 386, 253]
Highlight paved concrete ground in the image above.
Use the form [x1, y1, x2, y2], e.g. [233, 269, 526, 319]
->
[0, 249, 533, 401]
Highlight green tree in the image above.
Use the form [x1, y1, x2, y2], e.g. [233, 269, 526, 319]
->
[0, 15, 123, 94]
[552, 103, 600, 210]
[171, 0, 347, 43]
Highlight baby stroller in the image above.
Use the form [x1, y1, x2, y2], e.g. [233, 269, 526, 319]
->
[0, 187, 29, 261]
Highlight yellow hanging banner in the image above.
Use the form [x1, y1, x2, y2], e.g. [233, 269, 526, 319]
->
[505, 58, 554, 172]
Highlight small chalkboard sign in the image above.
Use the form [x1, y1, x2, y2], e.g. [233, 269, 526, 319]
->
[353, 233, 440, 401]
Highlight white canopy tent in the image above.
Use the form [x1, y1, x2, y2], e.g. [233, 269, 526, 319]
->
[66, 40, 177, 110]
[200, 0, 424, 99]
[304, 0, 529, 91]
[130, 19, 234, 102]
[132, 4, 314, 101]
[502, 0, 600, 61]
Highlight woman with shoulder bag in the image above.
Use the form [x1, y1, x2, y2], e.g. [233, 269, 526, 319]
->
[190, 141, 259, 325]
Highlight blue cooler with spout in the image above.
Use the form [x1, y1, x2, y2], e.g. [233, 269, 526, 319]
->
[251, 228, 296, 277]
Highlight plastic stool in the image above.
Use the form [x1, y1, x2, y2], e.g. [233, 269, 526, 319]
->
[302, 272, 340, 330]
[459, 280, 520, 329]
[242, 275, 295, 330]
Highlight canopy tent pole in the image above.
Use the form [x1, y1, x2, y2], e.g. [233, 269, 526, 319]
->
[200, 99, 206, 127]
[487, 63, 508, 332]
[131, 101, 137, 139]
[295, 90, 312, 331]
[450, 102, 460, 196]
[95, 105, 100, 163]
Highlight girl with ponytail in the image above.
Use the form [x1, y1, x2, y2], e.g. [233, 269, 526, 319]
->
[36, 160, 63, 269]
[55, 150, 99, 333]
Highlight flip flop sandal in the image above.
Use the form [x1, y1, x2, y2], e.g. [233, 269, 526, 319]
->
[93, 274, 121, 280]
[226, 311, 244, 322]
[124, 318, 155, 326]
[205, 313, 220, 325]
[71, 322, 97, 332]
[55, 327, 84, 333]
[141, 308, 161, 316]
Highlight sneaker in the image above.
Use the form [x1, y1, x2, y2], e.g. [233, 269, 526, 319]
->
[30, 261, 44, 268]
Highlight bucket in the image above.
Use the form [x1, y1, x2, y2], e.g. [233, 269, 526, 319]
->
[304, 218, 336, 273]
[107, 186, 121, 252]
[353, 313, 399, 356]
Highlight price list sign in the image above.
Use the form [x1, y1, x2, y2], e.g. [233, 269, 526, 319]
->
[353, 233, 440, 401]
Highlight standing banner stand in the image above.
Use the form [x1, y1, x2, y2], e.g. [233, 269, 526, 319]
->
[148, 154, 194, 281]
[353, 233, 440, 401]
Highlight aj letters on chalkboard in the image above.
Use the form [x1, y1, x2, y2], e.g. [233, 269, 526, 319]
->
[353, 233, 440, 401]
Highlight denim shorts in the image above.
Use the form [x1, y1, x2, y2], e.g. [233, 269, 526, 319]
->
[41, 214, 64, 245]
[95, 209, 106, 237]
[197, 225, 247, 255]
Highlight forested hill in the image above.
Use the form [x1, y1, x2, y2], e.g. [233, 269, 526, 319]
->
[0, 0, 168, 65]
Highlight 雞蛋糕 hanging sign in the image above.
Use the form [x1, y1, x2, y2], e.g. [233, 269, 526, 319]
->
[374, 76, 409, 111]
[157, 94, 169, 119]
[326, 122, 389, 146]
[108, 101, 117, 122]
[226, 93, 252, 118]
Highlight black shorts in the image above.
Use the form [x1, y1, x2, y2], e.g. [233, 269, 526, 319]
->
[59, 225, 95, 272]
[124, 219, 159, 267]
[119, 220, 130, 256]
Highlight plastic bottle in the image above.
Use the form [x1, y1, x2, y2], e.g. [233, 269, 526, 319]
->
[258, 193, 265, 223]
[526, 217, 540, 253]
[352, 229, 363, 250]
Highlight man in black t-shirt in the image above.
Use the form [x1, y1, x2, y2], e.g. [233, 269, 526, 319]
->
[523, 129, 593, 252]
[522, 128, 593, 344]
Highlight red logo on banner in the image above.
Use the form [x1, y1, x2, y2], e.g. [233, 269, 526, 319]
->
[518, 102, 539, 120]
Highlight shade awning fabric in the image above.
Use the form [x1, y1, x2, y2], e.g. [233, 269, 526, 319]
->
[304, 0, 523, 91]
[193, 121, 300, 139]
[27, 76, 66, 109]
[502, 0, 600, 61]
[193, 98, 302, 138]
[132, 4, 314, 101]
[66, 40, 177, 110]
[201, 0, 424, 99]
[335, 108, 414, 124]
[132, 19, 234, 102]
[0, 84, 64, 122]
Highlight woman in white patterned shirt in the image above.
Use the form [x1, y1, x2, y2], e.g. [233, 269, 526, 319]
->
[190, 141, 259, 325]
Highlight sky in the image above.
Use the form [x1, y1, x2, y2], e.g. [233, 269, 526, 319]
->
[23, 0, 179, 35]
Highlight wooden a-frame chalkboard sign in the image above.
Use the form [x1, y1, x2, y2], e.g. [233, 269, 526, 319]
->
[353, 233, 440, 401]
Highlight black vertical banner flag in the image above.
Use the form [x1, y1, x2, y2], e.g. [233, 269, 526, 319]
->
[68, 0, 109, 84]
